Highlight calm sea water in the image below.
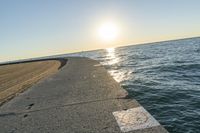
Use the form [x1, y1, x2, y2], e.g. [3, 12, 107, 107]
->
[63, 37, 200, 133]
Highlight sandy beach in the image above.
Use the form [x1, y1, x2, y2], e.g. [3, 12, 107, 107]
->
[0, 60, 61, 105]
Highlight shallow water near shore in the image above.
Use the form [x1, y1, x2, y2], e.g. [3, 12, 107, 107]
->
[63, 37, 200, 133]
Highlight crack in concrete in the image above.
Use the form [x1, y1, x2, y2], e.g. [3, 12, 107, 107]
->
[0, 97, 125, 117]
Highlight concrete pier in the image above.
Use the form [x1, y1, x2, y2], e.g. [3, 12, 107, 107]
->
[0, 57, 168, 133]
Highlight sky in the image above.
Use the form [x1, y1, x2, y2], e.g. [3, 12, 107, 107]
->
[1, 0, 200, 62]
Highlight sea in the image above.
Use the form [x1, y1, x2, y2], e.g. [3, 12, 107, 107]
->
[61, 37, 200, 133]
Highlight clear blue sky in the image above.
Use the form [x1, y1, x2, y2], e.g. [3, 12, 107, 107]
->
[1, 0, 200, 62]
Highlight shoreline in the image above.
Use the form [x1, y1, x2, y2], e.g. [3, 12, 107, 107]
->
[0, 57, 168, 133]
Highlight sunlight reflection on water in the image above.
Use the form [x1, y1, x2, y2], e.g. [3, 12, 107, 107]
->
[101, 47, 132, 83]
[105, 48, 119, 65]
[109, 69, 132, 83]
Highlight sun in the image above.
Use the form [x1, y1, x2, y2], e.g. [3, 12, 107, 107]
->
[98, 21, 119, 42]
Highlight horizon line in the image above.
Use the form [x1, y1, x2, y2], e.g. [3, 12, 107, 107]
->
[1, 35, 199, 64]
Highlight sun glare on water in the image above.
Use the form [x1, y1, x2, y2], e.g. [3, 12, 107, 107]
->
[98, 21, 119, 42]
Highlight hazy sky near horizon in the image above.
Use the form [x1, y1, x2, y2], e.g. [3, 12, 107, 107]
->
[1, 0, 200, 62]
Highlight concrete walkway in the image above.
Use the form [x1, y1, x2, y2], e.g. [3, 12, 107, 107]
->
[0, 57, 168, 133]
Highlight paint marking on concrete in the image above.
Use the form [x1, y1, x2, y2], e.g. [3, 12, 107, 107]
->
[113, 106, 160, 132]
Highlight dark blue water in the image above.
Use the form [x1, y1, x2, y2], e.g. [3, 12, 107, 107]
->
[64, 37, 200, 133]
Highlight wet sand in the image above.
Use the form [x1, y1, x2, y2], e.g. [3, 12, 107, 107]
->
[0, 60, 61, 105]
